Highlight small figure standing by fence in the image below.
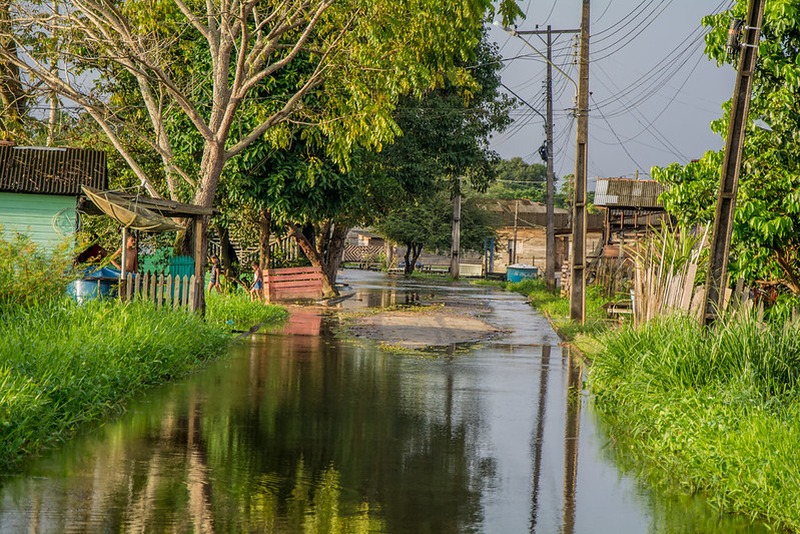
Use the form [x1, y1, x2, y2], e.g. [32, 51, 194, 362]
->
[208, 255, 222, 293]
[250, 262, 263, 302]
[111, 234, 139, 274]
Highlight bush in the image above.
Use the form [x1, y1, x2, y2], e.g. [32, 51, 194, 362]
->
[0, 230, 75, 309]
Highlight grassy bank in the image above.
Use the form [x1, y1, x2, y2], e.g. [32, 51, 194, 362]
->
[0, 299, 231, 472]
[0, 293, 288, 473]
[505, 277, 800, 531]
[590, 314, 800, 531]
[206, 290, 289, 331]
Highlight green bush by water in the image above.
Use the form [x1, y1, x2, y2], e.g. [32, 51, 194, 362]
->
[0, 299, 233, 472]
[205, 290, 289, 331]
[590, 313, 800, 531]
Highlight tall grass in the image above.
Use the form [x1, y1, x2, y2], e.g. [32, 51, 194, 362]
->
[0, 299, 232, 472]
[591, 313, 800, 530]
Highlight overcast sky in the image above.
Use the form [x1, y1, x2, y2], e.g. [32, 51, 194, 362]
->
[488, 0, 736, 187]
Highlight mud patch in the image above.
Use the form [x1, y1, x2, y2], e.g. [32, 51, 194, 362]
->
[348, 306, 506, 350]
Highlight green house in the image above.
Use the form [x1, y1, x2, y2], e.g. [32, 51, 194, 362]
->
[0, 145, 107, 247]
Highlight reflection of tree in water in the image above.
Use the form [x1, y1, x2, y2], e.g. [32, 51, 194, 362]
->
[199, 335, 493, 533]
[5, 332, 494, 532]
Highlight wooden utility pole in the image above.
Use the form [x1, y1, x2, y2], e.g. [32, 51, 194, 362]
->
[545, 26, 556, 292]
[506, 26, 579, 293]
[704, 0, 765, 325]
[512, 199, 519, 264]
[570, 0, 590, 323]
[450, 184, 462, 279]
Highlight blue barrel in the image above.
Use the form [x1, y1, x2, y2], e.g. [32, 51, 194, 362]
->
[506, 264, 539, 283]
[67, 266, 121, 303]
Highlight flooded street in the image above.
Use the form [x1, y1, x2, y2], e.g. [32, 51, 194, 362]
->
[0, 271, 767, 533]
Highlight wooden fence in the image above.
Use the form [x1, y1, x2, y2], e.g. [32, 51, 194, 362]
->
[121, 272, 200, 311]
[264, 266, 324, 302]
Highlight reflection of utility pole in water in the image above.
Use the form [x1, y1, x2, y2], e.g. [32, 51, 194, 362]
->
[562, 348, 583, 534]
[529, 344, 551, 533]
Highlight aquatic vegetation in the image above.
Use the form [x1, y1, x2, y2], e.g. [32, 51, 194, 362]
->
[0, 299, 231, 472]
[205, 290, 289, 331]
[590, 313, 800, 531]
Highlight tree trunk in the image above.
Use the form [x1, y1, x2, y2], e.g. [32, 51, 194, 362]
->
[404, 243, 423, 275]
[288, 223, 338, 297]
[0, 0, 26, 139]
[450, 190, 461, 279]
[321, 223, 348, 287]
[259, 208, 271, 269]
[410, 244, 423, 273]
[215, 224, 239, 282]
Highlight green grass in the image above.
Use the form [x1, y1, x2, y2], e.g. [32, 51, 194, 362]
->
[503, 276, 800, 530]
[0, 299, 233, 472]
[205, 290, 289, 331]
[590, 313, 800, 531]
[505, 278, 611, 344]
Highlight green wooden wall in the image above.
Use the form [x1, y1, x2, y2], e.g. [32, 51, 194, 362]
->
[0, 192, 77, 248]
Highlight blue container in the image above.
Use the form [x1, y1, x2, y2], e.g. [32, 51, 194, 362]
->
[67, 266, 121, 303]
[506, 264, 539, 283]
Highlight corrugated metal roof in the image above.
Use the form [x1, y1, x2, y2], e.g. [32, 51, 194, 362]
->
[0, 145, 107, 195]
[594, 178, 665, 208]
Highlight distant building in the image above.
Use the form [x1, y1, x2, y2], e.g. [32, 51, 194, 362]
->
[480, 198, 604, 275]
[593, 178, 670, 257]
[343, 227, 387, 264]
[0, 145, 107, 247]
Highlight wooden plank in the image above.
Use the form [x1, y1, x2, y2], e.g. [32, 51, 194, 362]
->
[188, 275, 196, 311]
[164, 274, 172, 309]
[181, 276, 189, 308]
[173, 275, 181, 310]
[149, 273, 157, 304]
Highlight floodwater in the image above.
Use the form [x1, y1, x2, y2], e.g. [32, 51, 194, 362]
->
[0, 270, 768, 533]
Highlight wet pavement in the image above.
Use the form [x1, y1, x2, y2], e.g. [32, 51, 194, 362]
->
[0, 270, 768, 533]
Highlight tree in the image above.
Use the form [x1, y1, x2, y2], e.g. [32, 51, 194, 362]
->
[0, 0, 524, 304]
[485, 157, 547, 201]
[376, 192, 494, 275]
[371, 31, 512, 276]
[653, 2, 800, 295]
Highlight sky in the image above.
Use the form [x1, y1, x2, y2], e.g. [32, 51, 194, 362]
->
[487, 0, 737, 188]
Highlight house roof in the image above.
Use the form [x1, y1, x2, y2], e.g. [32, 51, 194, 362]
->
[594, 178, 665, 209]
[0, 145, 107, 195]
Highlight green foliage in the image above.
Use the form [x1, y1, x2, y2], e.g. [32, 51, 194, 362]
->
[654, 3, 800, 294]
[376, 191, 495, 257]
[591, 313, 800, 530]
[484, 157, 547, 201]
[0, 229, 75, 310]
[205, 291, 289, 332]
[0, 299, 232, 472]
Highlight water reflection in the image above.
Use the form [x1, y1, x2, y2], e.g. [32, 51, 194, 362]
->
[0, 271, 774, 533]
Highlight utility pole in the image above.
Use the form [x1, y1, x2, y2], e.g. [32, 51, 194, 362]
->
[512, 199, 519, 264]
[545, 26, 556, 293]
[450, 181, 462, 279]
[571, 0, 590, 324]
[703, 0, 765, 325]
[503, 26, 579, 293]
